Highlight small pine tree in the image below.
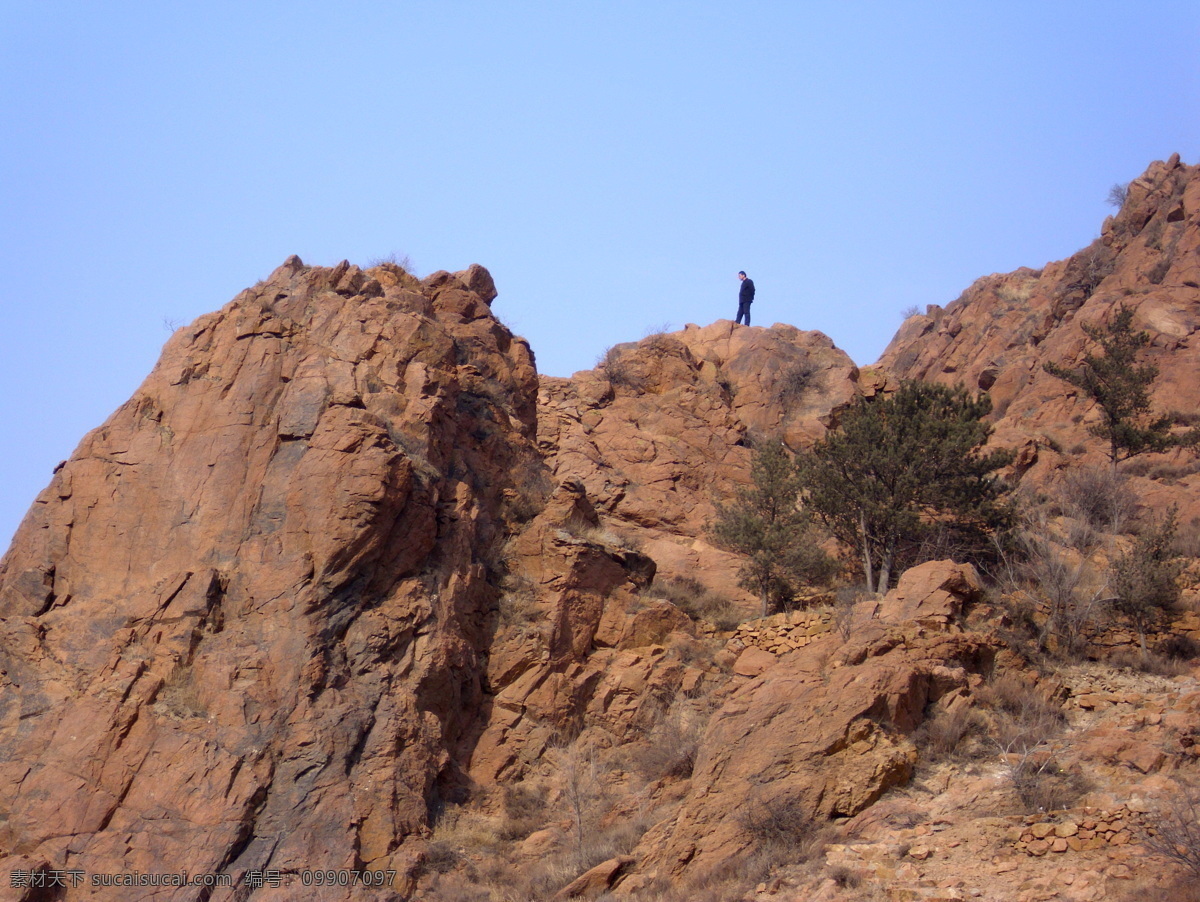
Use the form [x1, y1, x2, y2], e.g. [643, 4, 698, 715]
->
[1044, 304, 1197, 463]
[1111, 508, 1184, 654]
[710, 440, 835, 617]
[797, 381, 1014, 593]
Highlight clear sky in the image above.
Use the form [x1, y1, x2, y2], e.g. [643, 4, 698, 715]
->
[2, 1, 1198, 552]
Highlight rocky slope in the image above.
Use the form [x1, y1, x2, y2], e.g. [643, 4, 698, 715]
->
[3, 156, 1200, 902]
[878, 154, 1200, 522]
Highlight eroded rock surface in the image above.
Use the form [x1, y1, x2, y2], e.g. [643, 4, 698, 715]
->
[635, 561, 998, 877]
[0, 258, 550, 899]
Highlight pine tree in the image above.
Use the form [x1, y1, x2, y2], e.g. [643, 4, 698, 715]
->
[1044, 304, 1196, 463]
[797, 382, 1013, 593]
[710, 440, 835, 616]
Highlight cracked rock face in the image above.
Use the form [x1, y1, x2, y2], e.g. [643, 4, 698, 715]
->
[633, 561, 999, 877]
[0, 258, 547, 896]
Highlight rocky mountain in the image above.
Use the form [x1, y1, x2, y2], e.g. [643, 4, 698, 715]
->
[2, 157, 1199, 901]
[879, 153, 1200, 523]
[0, 257, 553, 896]
[0, 254, 861, 899]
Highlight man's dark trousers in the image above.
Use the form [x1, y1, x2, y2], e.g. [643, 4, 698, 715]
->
[736, 300, 751, 325]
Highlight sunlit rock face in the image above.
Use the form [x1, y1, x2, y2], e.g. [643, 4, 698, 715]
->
[0, 257, 551, 895]
[878, 156, 1200, 520]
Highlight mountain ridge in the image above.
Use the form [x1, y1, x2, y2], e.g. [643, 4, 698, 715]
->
[2, 157, 1199, 900]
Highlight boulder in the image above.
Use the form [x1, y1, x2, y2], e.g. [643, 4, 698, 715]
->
[635, 561, 999, 876]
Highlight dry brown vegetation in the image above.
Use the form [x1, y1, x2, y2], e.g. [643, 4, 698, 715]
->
[421, 735, 655, 901]
[1146, 788, 1200, 882]
[645, 576, 747, 632]
[426, 457, 1199, 901]
[600, 344, 646, 392]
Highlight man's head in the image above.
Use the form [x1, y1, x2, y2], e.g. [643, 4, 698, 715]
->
[738, 271, 747, 280]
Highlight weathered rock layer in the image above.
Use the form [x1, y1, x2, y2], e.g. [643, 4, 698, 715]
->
[0, 258, 549, 898]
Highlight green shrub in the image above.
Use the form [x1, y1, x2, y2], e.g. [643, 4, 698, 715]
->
[799, 381, 1014, 593]
[711, 440, 837, 615]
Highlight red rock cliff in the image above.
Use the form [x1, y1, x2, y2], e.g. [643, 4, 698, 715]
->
[0, 257, 549, 897]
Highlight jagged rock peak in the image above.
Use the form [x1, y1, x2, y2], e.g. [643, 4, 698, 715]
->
[0, 256, 545, 891]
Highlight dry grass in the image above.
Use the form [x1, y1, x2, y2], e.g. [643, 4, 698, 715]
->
[739, 792, 829, 857]
[418, 735, 653, 901]
[1009, 758, 1088, 813]
[973, 674, 1085, 813]
[599, 345, 646, 392]
[977, 675, 1064, 742]
[912, 704, 989, 763]
[497, 780, 548, 841]
[1125, 457, 1200, 483]
[578, 525, 628, 548]
[626, 697, 712, 781]
[646, 576, 746, 632]
[1056, 466, 1137, 535]
[1146, 788, 1200, 881]
[829, 864, 863, 889]
[496, 575, 540, 632]
[775, 358, 821, 405]
[156, 667, 206, 719]
[663, 632, 716, 668]
[428, 803, 509, 859]
[1111, 647, 1191, 677]
[996, 282, 1035, 304]
[366, 252, 416, 273]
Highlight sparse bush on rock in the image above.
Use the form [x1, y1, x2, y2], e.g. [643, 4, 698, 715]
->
[1111, 507, 1185, 653]
[1146, 787, 1200, 882]
[798, 381, 1014, 593]
[1044, 304, 1200, 463]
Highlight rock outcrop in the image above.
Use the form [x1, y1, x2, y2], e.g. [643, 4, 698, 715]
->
[877, 155, 1200, 519]
[0, 258, 553, 898]
[539, 321, 859, 596]
[634, 561, 998, 877]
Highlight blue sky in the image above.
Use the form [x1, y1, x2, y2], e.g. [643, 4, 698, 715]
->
[2, 1, 1198, 551]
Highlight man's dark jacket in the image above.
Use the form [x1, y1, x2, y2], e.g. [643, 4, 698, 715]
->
[739, 278, 755, 304]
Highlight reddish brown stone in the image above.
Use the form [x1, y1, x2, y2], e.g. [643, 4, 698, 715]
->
[876, 157, 1200, 528]
[636, 561, 1000, 875]
[0, 259, 653, 896]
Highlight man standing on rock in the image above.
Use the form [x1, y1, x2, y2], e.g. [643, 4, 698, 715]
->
[736, 271, 755, 325]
